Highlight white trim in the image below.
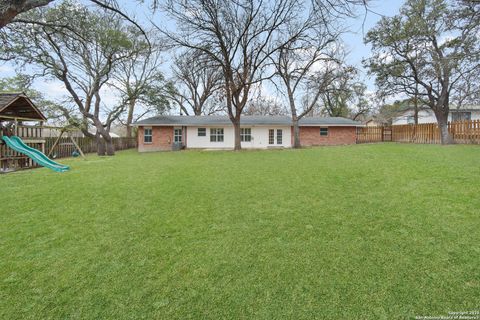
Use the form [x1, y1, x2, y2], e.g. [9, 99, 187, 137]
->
[143, 127, 153, 144]
[132, 123, 361, 127]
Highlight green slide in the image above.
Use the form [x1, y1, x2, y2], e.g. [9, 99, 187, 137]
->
[2, 136, 70, 172]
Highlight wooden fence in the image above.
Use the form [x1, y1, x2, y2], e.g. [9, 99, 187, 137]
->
[45, 137, 137, 158]
[357, 120, 480, 144]
[357, 126, 392, 143]
[1, 136, 136, 172]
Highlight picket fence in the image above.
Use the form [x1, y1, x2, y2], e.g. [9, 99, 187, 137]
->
[46, 137, 137, 158]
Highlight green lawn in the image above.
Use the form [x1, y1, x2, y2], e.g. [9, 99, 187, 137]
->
[1, 144, 479, 319]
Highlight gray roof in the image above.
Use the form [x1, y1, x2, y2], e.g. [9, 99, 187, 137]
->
[0, 92, 47, 121]
[0, 93, 22, 108]
[133, 115, 361, 127]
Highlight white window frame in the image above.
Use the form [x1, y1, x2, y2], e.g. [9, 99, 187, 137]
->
[144, 127, 152, 144]
[276, 129, 283, 145]
[452, 111, 472, 122]
[174, 128, 182, 143]
[320, 127, 329, 136]
[268, 129, 275, 145]
[210, 128, 224, 142]
[240, 128, 252, 142]
[198, 128, 206, 136]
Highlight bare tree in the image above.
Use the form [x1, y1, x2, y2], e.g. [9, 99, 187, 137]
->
[1, 1, 137, 155]
[243, 92, 288, 116]
[170, 51, 223, 116]
[162, 0, 324, 150]
[272, 11, 346, 147]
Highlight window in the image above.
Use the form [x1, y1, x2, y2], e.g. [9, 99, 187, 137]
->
[452, 111, 471, 122]
[268, 129, 275, 144]
[320, 127, 328, 136]
[174, 128, 182, 143]
[276, 129, 283, 145]
[144, 128, 152, 143]
[210, 128, 224, 142]
[240, 128, 252, 142]
[198, 128, 206, 136]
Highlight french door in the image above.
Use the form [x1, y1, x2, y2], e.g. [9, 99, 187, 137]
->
[268, 129, 282, 145]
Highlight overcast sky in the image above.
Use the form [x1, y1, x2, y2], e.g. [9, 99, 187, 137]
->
[1, 0, 406, 109]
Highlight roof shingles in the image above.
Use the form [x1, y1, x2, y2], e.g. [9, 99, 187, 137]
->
[133, 115, 361, 126]
[0, 93, 23, 109]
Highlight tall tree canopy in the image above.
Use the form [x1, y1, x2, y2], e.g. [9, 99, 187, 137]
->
[0, 1, 141, 155]
[0, 0, 53, 28]
[110, 31, 169, 137]
[365, 0, 480, 144]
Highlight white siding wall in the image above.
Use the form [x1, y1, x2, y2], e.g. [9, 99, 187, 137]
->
[392, 110, 480, 125]
[186, 125, 292, 149]
[467, 111, 480, 121]
[392, 110, 437, 125]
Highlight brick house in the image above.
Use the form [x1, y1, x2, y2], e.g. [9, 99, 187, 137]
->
[132, 115, 361, 151]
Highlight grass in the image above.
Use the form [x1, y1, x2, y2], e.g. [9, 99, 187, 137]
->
[0, 144, 479, 319]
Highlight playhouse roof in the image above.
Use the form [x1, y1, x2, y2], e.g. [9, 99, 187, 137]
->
[0, 93, 47, 121]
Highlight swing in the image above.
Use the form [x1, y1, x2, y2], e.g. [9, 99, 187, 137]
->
[47, 127, 86, 159]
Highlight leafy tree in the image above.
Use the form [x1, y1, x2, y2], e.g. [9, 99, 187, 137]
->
[0, 0, 145, 34]
[365, 0, 480, 144]
[1, 1, 138, 155]
[110, 31, 170, 137]
[319, 67, 374, 121]
[0, 0, 53, 28]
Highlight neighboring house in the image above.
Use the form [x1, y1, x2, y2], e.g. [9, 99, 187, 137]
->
[40, 129, 120, 138]
[392, 105, 480, 125]
[364, 117, 388, 127]
[132, 115, 361, 152]
[88, 131, 121, 138]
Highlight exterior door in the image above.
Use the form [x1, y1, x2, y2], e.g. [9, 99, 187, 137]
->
[268, 129, 283, 146]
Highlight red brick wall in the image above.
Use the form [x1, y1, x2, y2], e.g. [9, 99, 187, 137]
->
[137, 126, 173, 152]
[299, 126, 357, 146]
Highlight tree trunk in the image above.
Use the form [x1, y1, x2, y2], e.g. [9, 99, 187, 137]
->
[434, 110, 453, 145]
[292, 118, 301, 148]
[233, 119, 241, 151]
[287, 88, 301, 148]
[194, 103, 202, 116]
[414, 83, 419, 124]
[0, 0, 54, 29]
[96, 133, 106, 156]
[105, 137, 115, 156]
[126, 98, 136, 138]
